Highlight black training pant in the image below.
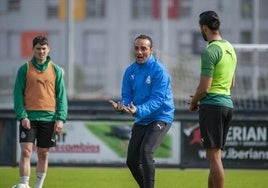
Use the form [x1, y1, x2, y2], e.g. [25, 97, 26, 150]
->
[126, 121, 171, 188]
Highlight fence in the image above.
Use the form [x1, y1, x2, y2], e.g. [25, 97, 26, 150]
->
[1, 44, 268, 111]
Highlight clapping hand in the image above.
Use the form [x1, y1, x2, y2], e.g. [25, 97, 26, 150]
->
[109, 100, 125, 112]
[123, 102, 137, 115]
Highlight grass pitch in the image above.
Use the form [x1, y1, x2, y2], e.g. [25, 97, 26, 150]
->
[1, 167, 267, 188]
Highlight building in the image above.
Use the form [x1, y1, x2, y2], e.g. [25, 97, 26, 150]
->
[0, 0, 268, 108]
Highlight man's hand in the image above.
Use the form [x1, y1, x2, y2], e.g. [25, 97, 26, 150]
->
[189, 101, 199, 111]
[188, 95, 199, 111]
[54, 120, 63, 133]
[109, 100, 125, 112]
[123, 102, 137, 115]
[21, 118, 31, 130]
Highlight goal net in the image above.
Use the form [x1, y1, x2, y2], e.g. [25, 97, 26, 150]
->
[156, 44, 268, 110]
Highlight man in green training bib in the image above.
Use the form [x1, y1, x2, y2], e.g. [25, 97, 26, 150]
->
[189, 11, 237, 188]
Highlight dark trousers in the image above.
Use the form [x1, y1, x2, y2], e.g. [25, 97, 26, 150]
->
[126, 121, 171, 188]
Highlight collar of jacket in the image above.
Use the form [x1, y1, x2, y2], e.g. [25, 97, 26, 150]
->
[31, 56, 51, 71]
[135, 54, 155, 67]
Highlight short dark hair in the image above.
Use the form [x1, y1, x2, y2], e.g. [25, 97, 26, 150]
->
[199, 11, 220, 31]
[134, 34, 153, 48]
[32, 35, 49, 48]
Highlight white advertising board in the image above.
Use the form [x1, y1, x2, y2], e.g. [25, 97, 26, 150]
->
[16, 121, 180, 165]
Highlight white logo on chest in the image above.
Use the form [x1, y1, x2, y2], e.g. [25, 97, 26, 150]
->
[146, 76, 151, 84]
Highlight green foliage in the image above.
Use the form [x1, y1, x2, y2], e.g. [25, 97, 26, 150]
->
[1, 167, 268, 188]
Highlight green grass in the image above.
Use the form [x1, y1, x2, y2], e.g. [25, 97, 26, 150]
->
[1, 167, 268, 188]
[85, 121, 171, 158]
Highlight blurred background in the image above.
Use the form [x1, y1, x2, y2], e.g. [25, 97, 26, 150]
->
[1, 0, 268, 169]
[0, 0, 268, 110]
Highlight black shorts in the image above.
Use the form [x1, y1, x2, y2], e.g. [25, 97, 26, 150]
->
[199, 104, 233, 149]
[19, 121, 56, 148]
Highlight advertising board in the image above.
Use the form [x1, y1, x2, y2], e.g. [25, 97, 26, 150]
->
[16, 121, 180, 166]
[180, 121, 268, 169]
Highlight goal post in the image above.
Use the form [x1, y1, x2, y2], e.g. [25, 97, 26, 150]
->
[232, 44, 268, 52]
[232, 44, 268, 107]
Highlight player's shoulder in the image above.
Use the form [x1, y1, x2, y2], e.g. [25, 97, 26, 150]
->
[17, 61, 29, 73]
[151, 60, 170, 78]
[49, 61, 64, 76]
[153, 61, 166, 73]
[125, 61, 138, 72]
[205, 42, 222, 56]
[50, 61, 60, 69]
[208, 39, 232, 49]
[202, 43, 223, 63]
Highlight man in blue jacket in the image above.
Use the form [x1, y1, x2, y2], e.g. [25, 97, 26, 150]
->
[109, 34, 174, 188]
